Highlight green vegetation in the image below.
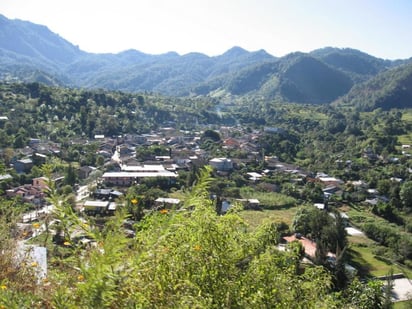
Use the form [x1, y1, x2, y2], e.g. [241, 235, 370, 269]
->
[0, 168, 388, 308]
[240, 208, 298, 231]
[349, 243, 402, 277]
[1, 46, 412, 306]
[240, 188, 297, 209]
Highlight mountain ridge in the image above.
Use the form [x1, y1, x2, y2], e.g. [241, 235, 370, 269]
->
[1, 14, 411, 105]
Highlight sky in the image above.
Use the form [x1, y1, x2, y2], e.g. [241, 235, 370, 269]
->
[1, 0, 412, 59]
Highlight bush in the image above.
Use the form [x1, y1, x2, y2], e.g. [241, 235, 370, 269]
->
[0, 168, 385, 308]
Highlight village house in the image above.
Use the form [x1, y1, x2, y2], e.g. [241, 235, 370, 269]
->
[219, 198, 260, 214]
[102, 164, 178, 186]
[223, 138, 240, 149]
[83, 200, 114, 216]
[247, 172, 263, 181]
[209, 157, 233, 172]
[155, 197, 181, 209]
[92, 188, 123, 200]
[124, 134, 148, 145]
[283, 234, 336, 261]
[78, 166, 97, 180]
[13, 158, 33, 173]
[316, 173, 344, 187]
[32, 153, 47, 165]
[6, 183, 46, 207]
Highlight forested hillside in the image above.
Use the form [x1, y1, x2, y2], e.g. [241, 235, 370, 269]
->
[1, 14, 411, 103]
[336, 62, 412, 111]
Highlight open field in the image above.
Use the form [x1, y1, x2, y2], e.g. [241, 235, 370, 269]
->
[239, 207, 299, 232]
[349, 243, 404, 277]
[394, 300, 412, 309]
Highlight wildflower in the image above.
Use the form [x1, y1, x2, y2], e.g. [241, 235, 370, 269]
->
[77, 275, 84, 282]
[63, 241, 71, 246]
[0, 305, 6, 309]
[194, 244, 201, 251]
[31, 262, 38, 267]
[32, 222, 41, 229]
[22, 231, 28, 237]
[0, 284, 7, 290]
[160, 209, 168, 214]
[131, 198, 138, 205]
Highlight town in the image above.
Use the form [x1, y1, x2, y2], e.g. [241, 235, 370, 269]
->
[2, 117, 412, 305]
[0, 79, 412, 307]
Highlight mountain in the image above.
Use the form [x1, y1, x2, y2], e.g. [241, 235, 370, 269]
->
[335, 62, 412, 110]
[0, 15, 275, 95]
[0, 14, 84, 70]
[309, 47, 392, 81]
[0, 14, 411, 104]
[196, 52, 355, 103]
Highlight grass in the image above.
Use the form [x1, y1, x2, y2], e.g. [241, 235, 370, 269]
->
[398, 134, 412, 146]
[401, 110, 412, 123]
[240, 189, 297, 209]
[398, 110, 412, 146]
[348, 243, 401, 277]
[394, 300, 412, 309]
[345, 204, 412, 278]
[239, 207, 299, 232]
[348, 240, 412, 279]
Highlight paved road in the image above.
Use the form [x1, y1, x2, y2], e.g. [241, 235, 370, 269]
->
[392, 278, 412, 302]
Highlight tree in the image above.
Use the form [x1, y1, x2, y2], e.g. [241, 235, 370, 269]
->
[201, 129, 221, 143]
[343, 278, 384, 309]
[400, 181, 412, 211]
[96, 155, 105, 167]
[383, 269, 394, 309]
[64, 164, 77, 186]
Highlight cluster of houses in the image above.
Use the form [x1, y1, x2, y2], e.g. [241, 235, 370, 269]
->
[5, 176, 63, 208]
[2, 124, 411, 219]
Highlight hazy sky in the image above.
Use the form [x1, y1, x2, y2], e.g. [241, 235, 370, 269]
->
[1, 0, 411, 59]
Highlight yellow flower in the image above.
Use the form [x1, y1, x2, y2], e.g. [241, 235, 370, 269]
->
[194, 245, 201, 251]
[160, 209, 168, 214]
[0, 304, 6, 309]
[77, 275, 84, 282]
[32, 222, 41, 229]
[0, 284, 7, 290]
[131, 198, 138, 205]
[31, 261, 38, 267]
[63, 241, 71, 246]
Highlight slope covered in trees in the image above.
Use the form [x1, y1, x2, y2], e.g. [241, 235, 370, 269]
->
[1, 14, 411, 103]
[336, 62, 412, 111]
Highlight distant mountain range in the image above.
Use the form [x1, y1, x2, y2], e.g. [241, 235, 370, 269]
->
[1, 14, 411, 107]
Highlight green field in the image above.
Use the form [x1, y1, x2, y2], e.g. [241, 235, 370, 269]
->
[394, 300, 412, 309]
[239, 207, 299, 231]
[349, 243, 400, 277]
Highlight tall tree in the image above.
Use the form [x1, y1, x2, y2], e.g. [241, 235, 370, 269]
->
[400, 181, 412, 210]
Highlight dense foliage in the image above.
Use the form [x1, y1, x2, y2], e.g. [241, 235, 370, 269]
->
[0, 167, 387, 308]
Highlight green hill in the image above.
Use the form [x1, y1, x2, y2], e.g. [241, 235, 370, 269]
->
[336, 62, 412, 110]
